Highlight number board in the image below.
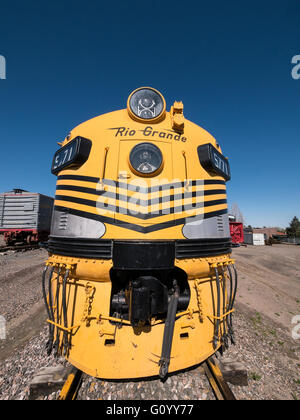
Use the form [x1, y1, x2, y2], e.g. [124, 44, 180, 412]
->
[51, 136, 92, 175]
[197, 143, 231, 181]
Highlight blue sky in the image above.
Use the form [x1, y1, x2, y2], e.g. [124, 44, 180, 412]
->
[0, 0, 299, 228]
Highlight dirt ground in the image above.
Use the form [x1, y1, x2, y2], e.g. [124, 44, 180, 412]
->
[0, 248, 48, 362]
[0, 243, 299, 400]
[232, 244, 300, 334]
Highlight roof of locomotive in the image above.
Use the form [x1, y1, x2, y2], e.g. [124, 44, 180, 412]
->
[61, 86, 221, 152]
[61, 108, 221, 152]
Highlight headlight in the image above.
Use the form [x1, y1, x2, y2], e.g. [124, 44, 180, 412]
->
[129, 143, 163, 175]
[127, 87, 166, 122]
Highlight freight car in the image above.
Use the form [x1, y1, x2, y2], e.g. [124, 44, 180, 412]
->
[0, 189, 54, 245]
[43, 87, 237, 380]
[244, 232, 265, 246]
[229, 222, 244, 246]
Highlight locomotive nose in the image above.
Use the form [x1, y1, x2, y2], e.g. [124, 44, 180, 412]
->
[44, 86, 235, 380]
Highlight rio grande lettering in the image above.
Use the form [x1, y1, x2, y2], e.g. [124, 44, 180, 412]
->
[108, 126, 187, 142]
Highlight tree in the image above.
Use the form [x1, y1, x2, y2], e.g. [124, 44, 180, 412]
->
[230, 203, 245, 224]
[286, 216, 300, 238]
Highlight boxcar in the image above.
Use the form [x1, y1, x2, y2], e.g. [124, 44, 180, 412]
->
[0, 189, 54, 245]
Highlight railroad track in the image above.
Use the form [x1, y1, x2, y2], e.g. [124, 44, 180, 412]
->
[58, 357, 236, 401]
[204, 357, 236, 400]
[0, 244, 41, 253]
[58, 368, 83, 400]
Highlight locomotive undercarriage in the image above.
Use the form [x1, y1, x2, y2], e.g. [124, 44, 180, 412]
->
[42, 252, 237, 379]
[110, 267, 191, 377]
[109, 267, 190, 325]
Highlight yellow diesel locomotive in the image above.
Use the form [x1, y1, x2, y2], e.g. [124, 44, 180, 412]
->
[42, 87, 237, 379]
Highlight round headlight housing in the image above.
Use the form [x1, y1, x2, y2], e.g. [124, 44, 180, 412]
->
[127, 87, 166, 122]
[129, 143, 163, 176]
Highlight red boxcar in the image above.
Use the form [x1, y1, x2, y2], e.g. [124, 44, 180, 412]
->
[229, 222, 244, 246]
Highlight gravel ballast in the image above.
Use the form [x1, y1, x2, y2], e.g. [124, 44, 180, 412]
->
[0, 306, 299, 400]
[0, 246, 299, 400]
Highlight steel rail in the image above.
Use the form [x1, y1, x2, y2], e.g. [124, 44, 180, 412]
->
[58, 358, 236, 401]
[58, 368, 83, 400]
[204, 357, 236, 400]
